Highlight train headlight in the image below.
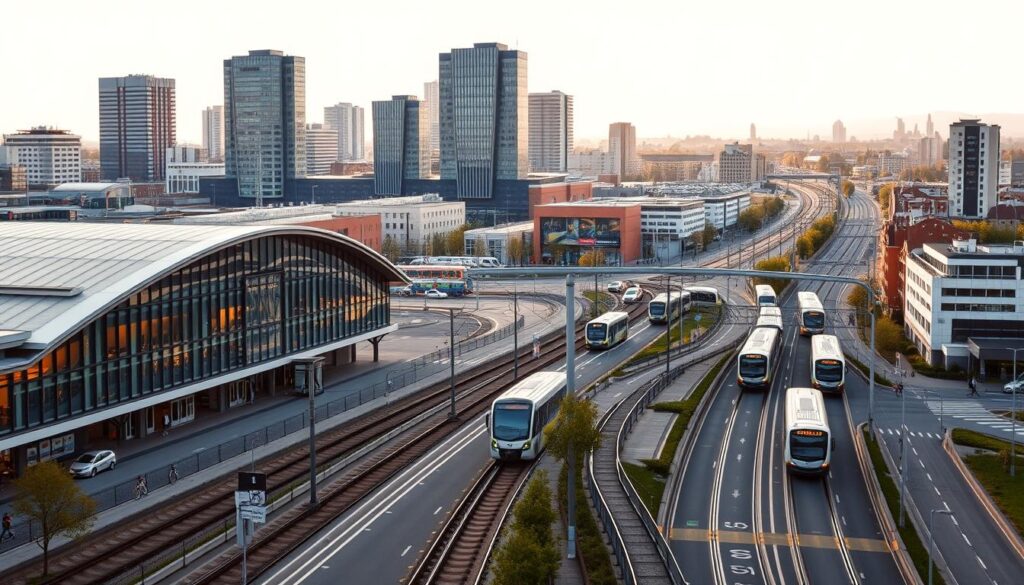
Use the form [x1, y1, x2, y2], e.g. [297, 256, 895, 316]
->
[491, 439, 497, 449]
[521, 441, 531, 451]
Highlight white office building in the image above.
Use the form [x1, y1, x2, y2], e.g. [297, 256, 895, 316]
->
[904, 239, 1024, 368]
[693, 191, 751, 231]
[1, 127, 81, 186]
[165, 161, 226, 194]
[324, 102, 365, 161]
[305, 124, 339, 176]
[948, 119, 1000, 218]
[463, 221, 533, 265]
[529, 91, 574, 173]
[568, 150, 613, 177]
[331, 194, 464, 250]
[202, 106, 224, 162]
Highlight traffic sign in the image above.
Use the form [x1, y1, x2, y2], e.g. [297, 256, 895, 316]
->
[694, 313, 702, 322]
[236, 472, 267, 524]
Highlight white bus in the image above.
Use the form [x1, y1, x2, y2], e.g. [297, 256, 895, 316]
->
[756, 306, 784, 334]
[736, 326, 782, 390]
[810, 334, 845, 393]
[488, 371, 568, 461]
[755, 284, 778, 307]
[784, 387, 833, 475]
[684, 286, 722, 307]
[797, 291, 826, 335]
[586, 311, 630, 349]
[648, 291, 692, 324]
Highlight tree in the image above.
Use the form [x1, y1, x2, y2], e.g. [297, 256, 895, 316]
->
[547, 394, 602, 471]
[702, 223, 718, 247]
[14, 461, 96, 577]
[512, 470, 557, 545]
[380, 235, 401, 262]
[796, 233, 815, 259]
[952, 219, 1016, 244]
[507, 237, 524, 267]
[842, 179, 855, 197]
[473, 236, 489, 257]
[491, 527, 559, 585]
[578, 249, 606, 267]
[737, 206, 765, 231]
[445, 224, 470, 255]
[847, 282, 870, 316]
[753, 256, 791, 295]
[877, 183, 894, 212]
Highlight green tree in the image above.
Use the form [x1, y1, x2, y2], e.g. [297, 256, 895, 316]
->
[429, 233, 447, 257]
[702, 223, 718, 247]
[796, 233, 815, 258]
[737, 206, 765, 231]
[380, 235, 401, 262]
[14, 461, 96, 577]
[753, 256, 791, 294]
[877, 183, 894, 213]
[547, 394, 602, 469]
[474, 236, 489, 257]
[763, 197, 785, 218]
[513, 470, 557, 545]
[492, 528, 559, 585]
[847, 281, 870, 316]
[445, 224, 470, 255]
[952, 219, 1016, 244]
[842, 179, 855, 197]
[507, 237, 524, 267]
[875, 316, 907, 356]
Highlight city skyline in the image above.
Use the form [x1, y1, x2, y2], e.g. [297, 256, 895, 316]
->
[3, 0, 1023, 144]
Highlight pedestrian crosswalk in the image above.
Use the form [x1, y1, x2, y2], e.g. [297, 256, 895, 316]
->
[876, 428, 943, 440]
[924, 399, 1024, 436]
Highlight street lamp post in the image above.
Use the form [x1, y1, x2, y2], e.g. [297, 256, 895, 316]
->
[928, 508, 953, 585]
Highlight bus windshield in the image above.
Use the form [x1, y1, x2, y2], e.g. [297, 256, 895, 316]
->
[492, 403, 533, 441]
[739, 355, 767, 378]
[790, 431, 828, 461]
[758, 295, 776, 306]
[587, 323, 607, 340]
[815, 360, 843, 383]
[803, 311, 825, 329]
[649, 303, 665, 316]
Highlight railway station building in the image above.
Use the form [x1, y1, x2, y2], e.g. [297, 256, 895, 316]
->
[0, 223, 406, 476]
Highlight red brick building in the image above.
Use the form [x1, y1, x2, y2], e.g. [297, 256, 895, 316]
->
[888, 185, 949, 228]
[295, 214, 382, 252]
[528, 181, 592, 218]
[878, 216, 967, 319]
[533, 200, 642, 265]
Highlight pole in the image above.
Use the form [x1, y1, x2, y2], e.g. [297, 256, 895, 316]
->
[308, 377, 317, 506]
[1012, 348, 1018, 477]
[666, 276, 672, 376]
[449, 308, 456, 419]
[513, 285, 519, 380]
[565, 274, 576, 559]
[869, 310, 876, 430]
[899, 373, 907, 527]
[242, 518, 248, 585]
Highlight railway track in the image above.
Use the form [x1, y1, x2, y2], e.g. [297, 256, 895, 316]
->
[406, 461, 532, 585]
[6, 293, 639, 585]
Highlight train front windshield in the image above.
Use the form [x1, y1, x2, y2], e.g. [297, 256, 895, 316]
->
[758, 294, 776, 306]
[587, 323, 607, 341]
[649, 302, 665, 317]
[803, 311, 825, 330]
[492, 402, 532, 441]
[790, 430, 828, 461]
[739, 354, 767, 378]
[815, 359, 843, 383]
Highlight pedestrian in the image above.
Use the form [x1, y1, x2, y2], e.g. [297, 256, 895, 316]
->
[968, 377, 979, 397]
[135, 475, 148, 499]
[1, 512, 13, 541]
[895, 382, 903, 395]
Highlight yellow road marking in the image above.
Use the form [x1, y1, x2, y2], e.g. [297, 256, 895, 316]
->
[671, 528, 890, 553]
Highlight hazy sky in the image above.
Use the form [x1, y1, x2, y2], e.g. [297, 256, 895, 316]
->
[2, 0, 1020, 144]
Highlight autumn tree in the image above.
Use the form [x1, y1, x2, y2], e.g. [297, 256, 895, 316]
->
[578, 249, 606, 267]
[507, 237, 524, 266]
[445, 224, 470, 255]
[14, 461, 96, 577]
[702, 223, 719, 246]
[753, 256, 791, 295]
[380, 235, 400, 262]
[842, 179, 855, 197]
[737, 206, 765, 231]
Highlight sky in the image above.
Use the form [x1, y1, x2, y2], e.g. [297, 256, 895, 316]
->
[2, 0, 1021, 144]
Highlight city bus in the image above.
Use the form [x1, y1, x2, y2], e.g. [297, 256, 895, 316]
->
[784, 387, 833, 475]
[756, 306, 784, 334]
[755, 284, 778, 307]
[647, 291, 692, 324]
[683, 286, 722, 307]
[488, 371, 568, 461]
[736, 326, 782, 390]
[797, 291, 826, 335]
[810, 334, 845, 393]
[395, 265, 474, 296]
[585, 311, 630, 349]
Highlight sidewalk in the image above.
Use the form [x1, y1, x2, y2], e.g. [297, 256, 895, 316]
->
[0, 296, 575, 570]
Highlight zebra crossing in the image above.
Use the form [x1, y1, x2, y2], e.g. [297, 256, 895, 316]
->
[876, 428, 944, 440]
[924, 399, 1024, 436]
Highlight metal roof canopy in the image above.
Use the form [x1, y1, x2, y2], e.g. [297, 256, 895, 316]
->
[968, 338, 1024, 361]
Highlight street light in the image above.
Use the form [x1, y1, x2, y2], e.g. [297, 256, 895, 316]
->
[311, 184, 318, 205]
[928, 508, 953, 585]
[1005, 346, 1023, 476]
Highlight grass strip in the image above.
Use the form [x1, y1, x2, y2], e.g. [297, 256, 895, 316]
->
[862, 428, 946, 585]
[559, 463, 617, 585]
[624, 307, 722, 367]
[951, 428, 1024, 536]
[621, 462, 666, 518]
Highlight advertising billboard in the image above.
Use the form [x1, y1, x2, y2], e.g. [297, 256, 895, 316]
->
[542, 217, 621, 247]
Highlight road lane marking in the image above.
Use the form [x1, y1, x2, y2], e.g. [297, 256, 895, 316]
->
[670, 528, 890, 553]
[401, 545, 411, 557]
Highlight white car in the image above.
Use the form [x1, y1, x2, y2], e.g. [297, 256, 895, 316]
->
[69, 450, 117, 478]
[607, 281, 625, 293]
[1004, 374, 1024, 394]
[425, 289, 449, 299]
[622, 286, 643, 304]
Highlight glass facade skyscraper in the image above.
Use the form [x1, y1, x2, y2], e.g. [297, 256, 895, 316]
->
[439, 43, 528, 199]
[372, 95, 429, 195]
[224, 50, 306, 201]
[99, 75, 176, 182]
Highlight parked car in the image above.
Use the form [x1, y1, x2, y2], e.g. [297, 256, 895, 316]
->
[1004, 373, 1024, 394]
[425, 289, 449, 299]
[69, 450, 117, 478]
[607, 281, 626, 293]
[622, 286, 643, 304]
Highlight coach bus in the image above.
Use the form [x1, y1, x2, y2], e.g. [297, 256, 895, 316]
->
[683, 286, 722, 307]
[585, 311, 630, 349]
[797, 291, 825, 335]
[755, 284, 778, 307]
[810, 334, 845, 393]
[736, 326, 782, 390]
[648, 291, 691, 324]
[784, 387, 833, 475]
[488, 372, 568, 461]
[756, 306, 784, 334]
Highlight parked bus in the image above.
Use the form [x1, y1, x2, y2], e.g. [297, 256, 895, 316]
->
[648, 291, 692, 324]
[684, 286, 722, 307]
[736, 326, 782, 390]
[755, 284, 778, 307]
[395, 265, 474, 296]
[810, 334, 845, 393]
[488, 371, 568, 461]
[797, 291, 826, 335]
[585, 311, 630, 349]
[756, 306, 784, 334]
[784, 387, 833, 475]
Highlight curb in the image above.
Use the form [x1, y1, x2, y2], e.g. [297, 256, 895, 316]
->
[942, 428, 1024, 562]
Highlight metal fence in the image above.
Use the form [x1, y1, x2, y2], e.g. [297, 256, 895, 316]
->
[0, 313, 528, 556]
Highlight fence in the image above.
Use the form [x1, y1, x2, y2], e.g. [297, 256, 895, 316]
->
[0, 313, 528, 556]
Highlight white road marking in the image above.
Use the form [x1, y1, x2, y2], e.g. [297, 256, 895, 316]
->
[401, 545, 411, 557]
[433, 506, 442, 515]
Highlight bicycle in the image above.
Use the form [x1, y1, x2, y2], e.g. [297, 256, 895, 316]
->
[134, 477, 148, 500]
[168, 465, 179, 485]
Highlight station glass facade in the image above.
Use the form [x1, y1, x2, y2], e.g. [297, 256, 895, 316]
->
[0, 234, 391, 435]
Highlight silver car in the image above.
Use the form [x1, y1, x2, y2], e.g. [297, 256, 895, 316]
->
[69, 450, 116, 478]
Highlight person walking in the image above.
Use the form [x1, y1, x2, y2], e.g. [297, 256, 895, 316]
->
[1, 512, 13, 541]
[895, 382, 904, 396]
[135, 475, 149, 499]
[168, 464, 179, 485]
[968, 376, 980, 397]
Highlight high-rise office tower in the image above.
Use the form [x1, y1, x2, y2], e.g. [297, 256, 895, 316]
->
[750, 123, 757, 142]
[423, 80, 440, 168]
[948, 119, 1000, 218]
[608, 122, 637, 179]
[528, 90, 573, 173]
[926, 113, 934, 138]
[223, 50, 306, 201]
[99, 75, 176, 182]
[372, 95, 429, 195]
[202, 106, 224, 162]
[324, 103, 365, 161]
[1, 127, 81, 187]
[305, 123, 339, 176]
[439, 42, 528, 198]
[832, 119, 847, 143]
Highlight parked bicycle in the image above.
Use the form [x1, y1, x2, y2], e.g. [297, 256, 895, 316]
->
[134, 475, 149, 499]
